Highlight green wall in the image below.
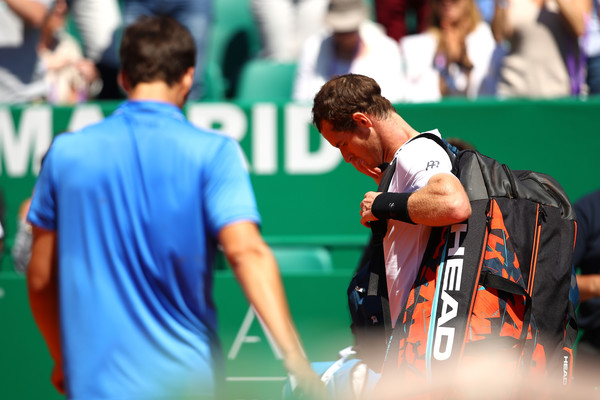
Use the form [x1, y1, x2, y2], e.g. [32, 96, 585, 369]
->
[1, 98, 599, 271]
[0, 98, 599, 399]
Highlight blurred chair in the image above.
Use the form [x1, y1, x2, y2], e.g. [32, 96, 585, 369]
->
[208, 0, 261, 98]
[202, 60, 227, 101]
[271, 246, 333, 274]
[235, 59, 297, 102]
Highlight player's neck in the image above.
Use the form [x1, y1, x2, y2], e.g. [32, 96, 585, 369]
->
[128, 81, 188, 108]
[380, 114, 420, 163]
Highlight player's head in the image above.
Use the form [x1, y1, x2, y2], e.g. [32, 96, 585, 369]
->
[312, 74, 396, 180]
[312, 74, 395, 133]
[119, 15, 196, 89]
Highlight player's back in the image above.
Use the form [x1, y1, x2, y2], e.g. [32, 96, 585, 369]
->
[37, 100, 259, 399]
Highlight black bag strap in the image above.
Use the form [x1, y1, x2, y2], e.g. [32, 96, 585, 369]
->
[368, 134, 455, 335]
[479, 271, 533, 345]
[366, 159, 397, 335]
[415, 132, 459, 168]
[368, 159, 397, 290]
[378, 159, 397, 192]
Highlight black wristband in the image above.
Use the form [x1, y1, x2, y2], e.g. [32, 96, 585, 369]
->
[371, 192, 415, 224]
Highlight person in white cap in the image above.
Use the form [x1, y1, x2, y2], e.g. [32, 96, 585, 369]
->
[293, 0, 405, 103]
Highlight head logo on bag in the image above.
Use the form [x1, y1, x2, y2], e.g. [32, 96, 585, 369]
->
[434, 223, 467, 361]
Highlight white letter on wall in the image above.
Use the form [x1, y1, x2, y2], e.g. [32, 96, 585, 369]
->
[251, 104, 277, 175]
[0, 106, 52, 176]
[227, 306, 283, 360]
[284, 104, 341, 174]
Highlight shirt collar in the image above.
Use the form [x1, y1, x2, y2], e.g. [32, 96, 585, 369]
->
[115, 100, 185, 121]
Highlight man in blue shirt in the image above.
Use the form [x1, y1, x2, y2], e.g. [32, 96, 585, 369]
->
[26, 15, 323, 400]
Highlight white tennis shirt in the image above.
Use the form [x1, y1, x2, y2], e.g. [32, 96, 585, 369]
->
[384, 130, 454, 326]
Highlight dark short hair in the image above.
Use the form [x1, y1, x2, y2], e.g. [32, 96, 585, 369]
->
[312, 74, 395, 132]
[119, 15, 196, 88]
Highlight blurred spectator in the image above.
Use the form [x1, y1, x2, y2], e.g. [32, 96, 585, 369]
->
[122, 0, 212, 101]
[251, 0, 329, 62]
[38, 0, 102, 105]
[399, 0, 496, 102]
[67, 0, 122, 100]
[12, 197, 32, 274]
[492, 0, 590, 98]
[585, 0, 600, 94]
[373, 0, 432, 41]
[572, 189, 600, 388]
[293, 0, 404, 102]
[0, 0, 52, 103]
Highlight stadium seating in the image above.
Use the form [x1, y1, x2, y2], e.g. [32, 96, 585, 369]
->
[202, 60, 227, 101]
[271, 246, 333, 274]
[235, 59, 297, 102]
[209, 0, 261, 99]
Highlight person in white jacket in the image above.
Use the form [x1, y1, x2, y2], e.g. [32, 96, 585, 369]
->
[293, 0, 404, 103]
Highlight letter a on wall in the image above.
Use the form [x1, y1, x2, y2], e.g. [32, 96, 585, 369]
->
[227, 306, 284, 360]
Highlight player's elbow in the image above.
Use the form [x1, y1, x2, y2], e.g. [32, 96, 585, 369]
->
[26, 261, 53, 293]
[438, 177, 471, 223]
[225, 239, 272, 271]
[447, 195, 471, 223]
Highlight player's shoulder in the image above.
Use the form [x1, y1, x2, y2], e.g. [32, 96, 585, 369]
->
[56, 111, 122, 138]
[396, 131, 450, 166]
[404, 131, 444, 150]
[178, 120, 239, 153]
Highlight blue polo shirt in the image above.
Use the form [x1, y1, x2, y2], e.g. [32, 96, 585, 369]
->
[28, 100, 261, 399]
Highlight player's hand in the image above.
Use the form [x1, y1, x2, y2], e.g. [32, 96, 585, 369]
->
[285, 357, 330, 400]
[360, 191, 381, 227]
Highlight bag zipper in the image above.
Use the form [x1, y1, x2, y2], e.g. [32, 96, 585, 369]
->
[502, 164, 517, 199]
[527, 205, 545, 295]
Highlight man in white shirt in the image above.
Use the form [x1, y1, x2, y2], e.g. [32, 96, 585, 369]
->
[293, 0, 404, 103]
[312, 73, 471, 334]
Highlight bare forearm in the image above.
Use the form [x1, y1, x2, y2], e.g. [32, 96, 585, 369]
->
[27, 276, 62, 363]
[229, 244, 308, 365]
[218, 222, 328, 399]
[27, 226, 62, 365]
[4, 0, 48, 28]
[577, 274, 600, 303]
[361, 174, 471, 227]
[555, 0, 589, 37]
[219, 222, 313, 374]
[491, 0, 511, 42]
[407, 176, 472, 226]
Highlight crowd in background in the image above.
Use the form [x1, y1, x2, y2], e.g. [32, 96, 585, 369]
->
[1, 0, 599, 106]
